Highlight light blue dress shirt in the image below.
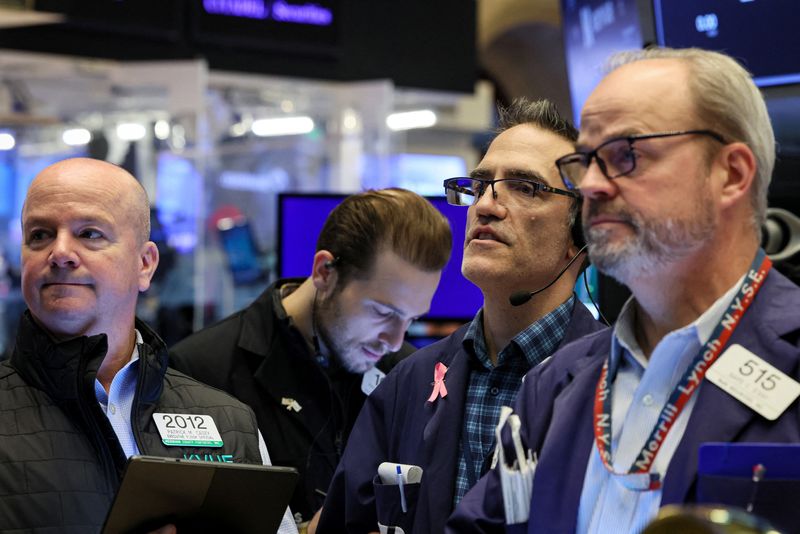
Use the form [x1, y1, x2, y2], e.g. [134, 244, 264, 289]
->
[576, 277, 743, 534]
[95, 330, 298, 534]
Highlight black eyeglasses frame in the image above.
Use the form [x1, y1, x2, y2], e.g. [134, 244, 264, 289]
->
[555, 129, 728, 190]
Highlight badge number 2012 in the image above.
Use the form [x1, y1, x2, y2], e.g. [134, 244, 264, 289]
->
[153, 413, 224, 448]
[160, 414, 208, 430]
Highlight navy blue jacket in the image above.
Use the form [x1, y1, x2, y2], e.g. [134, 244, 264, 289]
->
[448, 269, 800, 533]
[318, 301, 605, 533]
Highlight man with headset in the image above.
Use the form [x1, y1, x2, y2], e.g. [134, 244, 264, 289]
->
[316, 98, 605, 533]
[449, 48, 800, 533]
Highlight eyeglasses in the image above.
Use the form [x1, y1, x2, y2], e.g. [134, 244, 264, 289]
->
[555, 129, 727, 191]
[443, 177, 579, 207]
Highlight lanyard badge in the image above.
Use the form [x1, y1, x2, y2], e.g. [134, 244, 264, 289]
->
[592, 249, 772, 490]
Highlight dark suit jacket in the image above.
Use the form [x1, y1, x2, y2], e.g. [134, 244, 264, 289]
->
[318, 300, 604, 533]
[448, 269, 800, 534]
[169, 279, 413, 523]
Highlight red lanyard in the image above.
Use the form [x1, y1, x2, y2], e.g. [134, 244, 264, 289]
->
[592, 249, 772, 490]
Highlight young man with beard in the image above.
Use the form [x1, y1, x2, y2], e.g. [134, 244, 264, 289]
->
[170, 188, 451, 528]
[315, 99, 605, 534]
[449, 48, 800, 533]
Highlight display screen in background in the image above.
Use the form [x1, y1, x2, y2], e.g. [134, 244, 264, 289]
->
[155, 154, 202, 254]
[277, 194, 483, 322]
[190, 0, 339, 55]
[561, 0, 646, 125]
[655, 0, 800, 87]
[218, 220, 265, 285]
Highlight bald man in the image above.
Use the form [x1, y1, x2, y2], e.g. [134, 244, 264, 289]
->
[0, 158, 297, 533]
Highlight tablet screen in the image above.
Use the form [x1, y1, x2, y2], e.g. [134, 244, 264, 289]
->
[103, 456, 298, 534]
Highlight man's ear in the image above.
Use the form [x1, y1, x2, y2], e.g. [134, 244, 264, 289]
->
[311, 250, 338, 294]
[565, 239, 581, 262]
[716, 142, 757, 210]
[138, 241, 160, 292]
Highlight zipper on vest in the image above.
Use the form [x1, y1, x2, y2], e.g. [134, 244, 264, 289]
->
[77, 387, 121, 492]
[131, 342, 148, 456]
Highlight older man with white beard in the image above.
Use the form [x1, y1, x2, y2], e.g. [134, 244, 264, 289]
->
[448, 47, 800, 534]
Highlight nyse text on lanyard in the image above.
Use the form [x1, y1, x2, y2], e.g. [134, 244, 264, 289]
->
[592, 249, 772, 491]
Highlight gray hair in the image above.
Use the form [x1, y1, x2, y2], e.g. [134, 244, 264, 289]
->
[606, 47, 775, 233]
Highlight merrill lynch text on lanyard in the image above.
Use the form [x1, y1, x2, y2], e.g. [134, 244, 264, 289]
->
[592, 249, 772, 491]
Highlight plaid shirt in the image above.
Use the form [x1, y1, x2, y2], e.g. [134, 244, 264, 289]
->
[453, 296, 575, 505]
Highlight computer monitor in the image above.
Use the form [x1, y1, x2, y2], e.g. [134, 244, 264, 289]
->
[654, 0, 800, 87]
[277, 193, 482, 322]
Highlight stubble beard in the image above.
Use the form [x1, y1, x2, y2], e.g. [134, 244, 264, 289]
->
[314, 294, 372, 374]
[584, 192, 716, 285]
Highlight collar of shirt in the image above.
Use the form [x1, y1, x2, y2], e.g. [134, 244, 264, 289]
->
[94, 329, 144, 459]
[462, 295, 575, 370]
[611, 273, 746, 372]
[272, 279, 354, 393]
[272, 280, 319, 363]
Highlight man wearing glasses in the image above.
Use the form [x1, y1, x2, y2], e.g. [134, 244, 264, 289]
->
[449, 48, 800, 533]
[316, 99, 604, 533]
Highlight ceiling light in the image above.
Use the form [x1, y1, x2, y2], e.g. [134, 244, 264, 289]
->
[62, 128, 92, 146]
[154, 120, 170, 140]
[0, 132, 15, 150]
[251, 116, 314, 137]
[386, 110, 437, 131]
[116, 122, 146, 141]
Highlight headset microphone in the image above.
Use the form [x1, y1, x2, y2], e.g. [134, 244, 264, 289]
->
[509, 245, 589, 307]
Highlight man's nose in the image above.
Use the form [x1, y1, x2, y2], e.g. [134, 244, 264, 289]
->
[472, 184, 507, 218]
[379, 322, 407, 353]
[576, 161, 618, 201]
[49, 233, 80, 268]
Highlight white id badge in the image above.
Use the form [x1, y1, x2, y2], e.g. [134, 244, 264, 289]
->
[152, 413, 224, 447]
[706, 344, 800, 421]
[361, 366, 386, 396]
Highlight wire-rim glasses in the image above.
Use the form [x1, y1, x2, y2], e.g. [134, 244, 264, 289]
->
[555, 129, 727, 191]
[443, 177, 580, 207]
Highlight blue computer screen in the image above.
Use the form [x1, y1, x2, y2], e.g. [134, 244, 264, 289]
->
[654, 0, 800, 87]
[277, 193, 483, 321]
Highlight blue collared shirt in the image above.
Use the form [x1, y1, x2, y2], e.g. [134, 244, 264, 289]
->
[454, 296, 575, 504]
[576, 277, 743, 534]
[94, 330, 298, 534]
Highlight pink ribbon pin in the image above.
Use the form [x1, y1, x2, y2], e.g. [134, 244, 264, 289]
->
[427, 362, 449, 403]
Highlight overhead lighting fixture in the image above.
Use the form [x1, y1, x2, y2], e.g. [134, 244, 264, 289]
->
[62, 128, 92, 146]
[229, 122, 249, 137]
[116, 122, 146, 141]
[386, 110, 437, 131]
[154, 120, 171, 140]
[0, 132, 15, 150]
[251, 116, 314, 137]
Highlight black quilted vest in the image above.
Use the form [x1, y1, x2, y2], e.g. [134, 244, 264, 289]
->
[0, 312, 262, 533]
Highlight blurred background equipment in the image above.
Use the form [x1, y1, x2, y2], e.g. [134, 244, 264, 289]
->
[643, 505, 783, 534]
[762, 208, 800, 285]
